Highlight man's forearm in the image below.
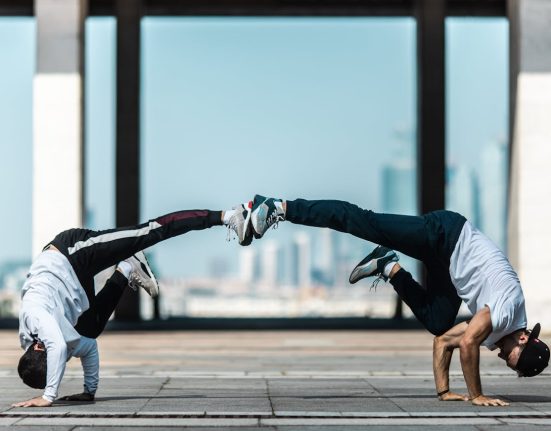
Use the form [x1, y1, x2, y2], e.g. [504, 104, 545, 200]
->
[459, 340, 483, 399]
[433, 337, 453, 394]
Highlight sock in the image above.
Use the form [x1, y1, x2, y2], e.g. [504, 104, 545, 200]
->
[383, 261, 397, 278]
[117, 260, 132, 279]
[222, 209, 235, 225]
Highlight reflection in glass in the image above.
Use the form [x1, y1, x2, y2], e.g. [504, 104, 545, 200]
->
[85, 17, 116, 231]
[0, 18, 35, 317]
[446, 18, 509, 251]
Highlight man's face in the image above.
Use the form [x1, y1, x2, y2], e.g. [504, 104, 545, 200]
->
[497, 332, 529, 370]
[498, 344, 523, 369]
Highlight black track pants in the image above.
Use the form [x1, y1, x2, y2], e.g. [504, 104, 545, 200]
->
[47, 209, 223, 337]
[286, 199, 466, 335]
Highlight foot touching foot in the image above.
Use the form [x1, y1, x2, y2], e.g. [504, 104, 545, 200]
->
[250, 194, 285, 239]
[127, 251, 159, 297]
[349, 245, 399, 285]
[225, 202, 253, 246]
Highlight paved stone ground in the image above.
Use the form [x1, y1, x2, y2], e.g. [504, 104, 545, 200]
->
[0, 330, 550, 430]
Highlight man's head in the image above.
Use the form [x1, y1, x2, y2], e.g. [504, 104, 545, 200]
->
[18, 341, 47, 389]
[498, 323, 549, 377]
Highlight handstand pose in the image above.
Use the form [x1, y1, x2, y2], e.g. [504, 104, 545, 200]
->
[14, 204, 251, 407]
[243, 195, 549, 407]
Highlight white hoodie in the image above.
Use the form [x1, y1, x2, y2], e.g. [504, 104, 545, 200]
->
[19, 250, 99, 402]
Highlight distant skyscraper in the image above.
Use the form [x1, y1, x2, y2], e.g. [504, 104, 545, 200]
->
[480, 139, 508, 250]
[239, 248, 258, 284]
[447, 165, 480, 227]
[290, 232, 311, 288]
[382, 159, 416, 215]
[313, 228, 336, 286]
[260, 240, 280, 287]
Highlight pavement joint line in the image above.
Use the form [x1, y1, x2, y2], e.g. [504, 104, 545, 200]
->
[3, 412, 551, 419]
[1, 372, 528, 379]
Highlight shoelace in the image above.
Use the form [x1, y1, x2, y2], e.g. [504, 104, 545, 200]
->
[370, 275, 386, 291]
[226, 220, 239, 242]
[226, 211, 244, 242]
[266, 210, 284, 231]
[128, 273, 144, 291]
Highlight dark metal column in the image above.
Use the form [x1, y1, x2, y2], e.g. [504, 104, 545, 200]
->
[115, 0, 142, 320]
[416, 0, 446, 215]
[393, 0, 446, 321]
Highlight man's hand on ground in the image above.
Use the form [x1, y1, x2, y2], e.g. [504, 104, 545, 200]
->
[59, 392, 95, 402]
[471, 395, 510, 406]
[439, 391, 469, 401]
[12, 396, 52, 408]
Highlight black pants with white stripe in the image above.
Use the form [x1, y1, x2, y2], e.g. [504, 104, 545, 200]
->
[286, 199, 467, 336]
[46, 209, 223, 338]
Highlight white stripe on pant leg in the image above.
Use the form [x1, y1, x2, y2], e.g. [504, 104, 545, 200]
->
[67, 221, 162, 255]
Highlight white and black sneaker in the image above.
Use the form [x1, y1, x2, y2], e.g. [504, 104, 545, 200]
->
[127, 251, 159, 298]
[349, 246, 399, 285]
[226, 202, 253, 246]
[250, 194, 285, 239]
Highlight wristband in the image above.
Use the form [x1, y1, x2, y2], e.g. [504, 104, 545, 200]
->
[437, 389, 449, 397]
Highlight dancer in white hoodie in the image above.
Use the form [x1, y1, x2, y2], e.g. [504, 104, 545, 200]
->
[14, 205, 251, 407]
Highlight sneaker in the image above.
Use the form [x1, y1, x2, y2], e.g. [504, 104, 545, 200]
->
[349, 246, 399, 285]
[127, 251, 159, 297]
[250, 194, 285, 239]
[226, 202, 253, 246]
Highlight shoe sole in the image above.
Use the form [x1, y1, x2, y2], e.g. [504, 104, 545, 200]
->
[134, 251, 159, 297]
[349, 251, 395, 284]
[239, 202, 253, 245]
[251, 196, 268, 239]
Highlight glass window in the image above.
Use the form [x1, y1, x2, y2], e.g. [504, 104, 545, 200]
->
[141, 17, 417, 318]
[85, 17, 116, 230]
[446, 18, 509, 251]
[0, 18, 35, 317]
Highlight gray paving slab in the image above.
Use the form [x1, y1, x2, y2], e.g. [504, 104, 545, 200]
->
[72, 428, 275, 431]
[275, 428, 479, 431]
[157, 387, 268, 398]
[271, 396, 402, 413]
[7, 427, 74, 431]
[17, 417, 261, 427]
[0, 417, 19, 426]
[164, 378, 267, 389]
[479, 425, 551, 430]
[262, 417, 503, 426]
[268, 379, 374, 397]
[141, 396, 272, 415]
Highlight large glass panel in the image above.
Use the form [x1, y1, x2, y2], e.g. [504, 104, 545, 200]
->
[446, 18, 509, 249]
[85, 17, 116, 231]
[0, 18, 35, 317]
[446, 18, 509, 317]
[141, 17, 417, 318]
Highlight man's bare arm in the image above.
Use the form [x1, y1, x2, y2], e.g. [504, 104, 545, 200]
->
[459, 306, 509, 406]
[433, 321, 469, 401]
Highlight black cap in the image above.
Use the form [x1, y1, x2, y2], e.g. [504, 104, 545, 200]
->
[516, 323, 550, 377]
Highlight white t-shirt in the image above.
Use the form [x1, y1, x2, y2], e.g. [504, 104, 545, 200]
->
[449, 221, 527, 349]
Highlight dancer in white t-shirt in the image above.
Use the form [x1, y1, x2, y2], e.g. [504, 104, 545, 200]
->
[245, 195, 550, 407]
